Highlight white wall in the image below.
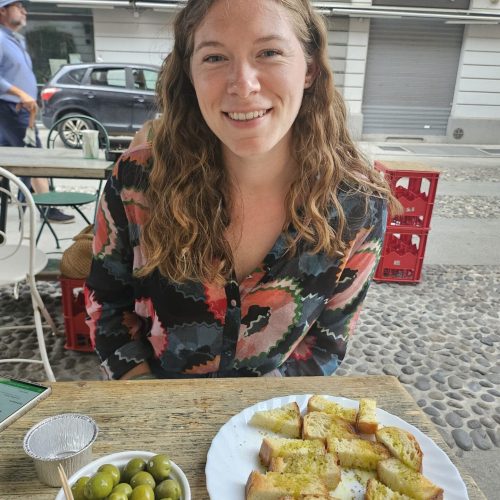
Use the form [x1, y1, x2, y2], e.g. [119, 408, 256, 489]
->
[93, 8, 174, 66]
[326, 16, 369, 138]
[327, 17, 369, 113]
[452, 24, 500, 119]
[327, 16, 349, 92]
[470, 0, 500, 10]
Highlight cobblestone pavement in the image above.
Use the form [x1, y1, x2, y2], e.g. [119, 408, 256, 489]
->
[434, 196, 500, 218]
[340, 264, 500, 459]
[437, 165, 500, 182]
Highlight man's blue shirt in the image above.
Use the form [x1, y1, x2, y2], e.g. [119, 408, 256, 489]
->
[0, 25, 37, 102]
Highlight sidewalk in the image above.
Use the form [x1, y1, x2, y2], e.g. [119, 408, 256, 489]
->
[1, 140, 499, 499]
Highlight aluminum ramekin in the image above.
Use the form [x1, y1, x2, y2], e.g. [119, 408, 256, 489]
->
[23, 413, 98, 487]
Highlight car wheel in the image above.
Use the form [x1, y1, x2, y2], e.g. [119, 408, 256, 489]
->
[58, 115, 94, 149]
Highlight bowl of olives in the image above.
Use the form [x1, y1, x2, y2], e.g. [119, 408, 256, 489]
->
[55, 450, 190, 500]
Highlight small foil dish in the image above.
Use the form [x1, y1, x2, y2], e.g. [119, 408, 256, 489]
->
[23, 413, 98, 487]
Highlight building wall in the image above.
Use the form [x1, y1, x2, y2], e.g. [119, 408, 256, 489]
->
[327, 17, 370, 140]
[470, 0, 500, 10]
[448, 23, 500, 143]
[93, 8, 173, 66]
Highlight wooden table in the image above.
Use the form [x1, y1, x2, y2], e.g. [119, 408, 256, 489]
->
[0, 376, 485, 499]
[0, 147, 114, 179]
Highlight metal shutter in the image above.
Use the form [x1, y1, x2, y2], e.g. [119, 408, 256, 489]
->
[362, 18, 463, 136]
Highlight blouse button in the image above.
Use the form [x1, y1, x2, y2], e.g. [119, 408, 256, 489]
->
[230, 299, 237, 307]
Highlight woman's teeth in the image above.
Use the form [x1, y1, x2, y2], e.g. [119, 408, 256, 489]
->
[227, 110, 267, 121]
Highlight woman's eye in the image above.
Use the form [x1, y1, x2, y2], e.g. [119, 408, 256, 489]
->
[203, 55, 225, 63]
[260, 49, 281, 58]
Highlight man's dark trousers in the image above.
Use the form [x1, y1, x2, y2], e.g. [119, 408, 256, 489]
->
[0, 99, 42, 190]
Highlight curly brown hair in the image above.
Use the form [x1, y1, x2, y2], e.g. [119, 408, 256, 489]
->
[140, 0, 397, 284]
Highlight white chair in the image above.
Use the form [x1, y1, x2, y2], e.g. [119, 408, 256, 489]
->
[0, 167, 56, 381]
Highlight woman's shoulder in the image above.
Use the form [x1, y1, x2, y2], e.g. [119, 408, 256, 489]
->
[113, 143, 154, 188]
[338, 181, 386, 213]
[120, 142, 154, 167]
[333, 183, 387, 236]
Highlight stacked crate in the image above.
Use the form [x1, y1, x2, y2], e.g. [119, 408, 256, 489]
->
[374, 161, 440, 283]
[60, 277, 93, 351]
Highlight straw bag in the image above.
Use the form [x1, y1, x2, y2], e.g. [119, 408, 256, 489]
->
[60, 224, 94, 279]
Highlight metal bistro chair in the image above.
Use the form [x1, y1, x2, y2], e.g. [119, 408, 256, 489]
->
[0, 167, 57, 381]
[33, 115, 111, 249]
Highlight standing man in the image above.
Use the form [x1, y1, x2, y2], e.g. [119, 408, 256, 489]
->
[0, 0, 74, 223]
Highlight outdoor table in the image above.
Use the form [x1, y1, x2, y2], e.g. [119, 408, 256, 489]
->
[0, 375, 485, 499]
[0, 147, 114, 180]
[0, 146, 115, 238]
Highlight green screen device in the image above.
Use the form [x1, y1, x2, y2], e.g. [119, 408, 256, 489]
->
[0, 377, 52, 431]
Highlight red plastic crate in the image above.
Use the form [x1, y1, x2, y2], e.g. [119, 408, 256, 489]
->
[375, 161, 440, 228]
[60, 277, 93, 352]
[374, 227, 429, 283]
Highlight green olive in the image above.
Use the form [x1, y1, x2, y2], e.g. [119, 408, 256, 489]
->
[112, 482, 133, 497]
[83, 471, 114, 499]
[155, 479, 181, 500]
[71, 476, 90, 500]
[97, 463, 120, 486]
[130, 471, 156, 489]
[122, 458, 147, 484]
[107, 493, 128, 500]
[129, 484, 155, 500]
[146, 454, 171, 482]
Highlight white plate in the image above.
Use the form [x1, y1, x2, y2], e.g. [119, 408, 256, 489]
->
[55, 450, 191, 500]
[205, 394, 469, 500]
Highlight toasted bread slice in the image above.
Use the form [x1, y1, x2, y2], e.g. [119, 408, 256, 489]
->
[376, 426, 423, 472]
[250, 402, 302, 438]
[245, 471, 329, 500]
[326, 437, 391, 470]
[365, 478, 413, 500]
[302, 411, 357, 444]
[259, 437, 326, 467]
[278, 497, 328, 500]
[307, 395, 357, 423]
[377, 458, 444, 500]
[269, 452, 341, 490]
[356, 398, 378, 434]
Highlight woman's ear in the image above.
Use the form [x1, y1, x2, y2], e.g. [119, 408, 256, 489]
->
[304, 60, 319, 89]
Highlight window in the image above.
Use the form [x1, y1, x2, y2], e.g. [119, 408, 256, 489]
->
[90, 68, 127, 88]
[26, 6, 94, 84]
[132, 69, 158, 91]
[57, 68, 86, 85]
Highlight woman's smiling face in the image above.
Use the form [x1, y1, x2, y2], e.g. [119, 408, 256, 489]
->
[190, 0, 316, 162]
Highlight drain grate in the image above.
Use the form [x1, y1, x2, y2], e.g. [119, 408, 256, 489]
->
[479, 148, 500, 155]
[378, 146, 409, 152]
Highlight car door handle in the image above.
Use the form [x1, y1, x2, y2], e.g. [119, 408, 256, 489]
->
[134, 96, 145, 103]
[84, 92, 95, 99]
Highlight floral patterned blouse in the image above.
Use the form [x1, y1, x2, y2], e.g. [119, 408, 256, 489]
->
[85, 145, 387, 380]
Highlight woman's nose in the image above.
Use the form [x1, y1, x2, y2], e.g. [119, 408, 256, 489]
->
[227, 62, 260, 97]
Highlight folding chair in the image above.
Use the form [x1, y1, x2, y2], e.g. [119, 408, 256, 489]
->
[0, 167, 57, 381]
[33, 115, 111, 249]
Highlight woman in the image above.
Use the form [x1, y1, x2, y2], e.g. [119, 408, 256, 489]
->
[85, 0, 397, 380]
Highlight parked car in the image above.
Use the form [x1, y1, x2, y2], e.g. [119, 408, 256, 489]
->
[41, 62, 160, 148]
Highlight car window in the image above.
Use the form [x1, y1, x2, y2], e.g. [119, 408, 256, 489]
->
[57, 68, 86, 85]
[90, 68, 127, 88]
[132, 69, 158, 91]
